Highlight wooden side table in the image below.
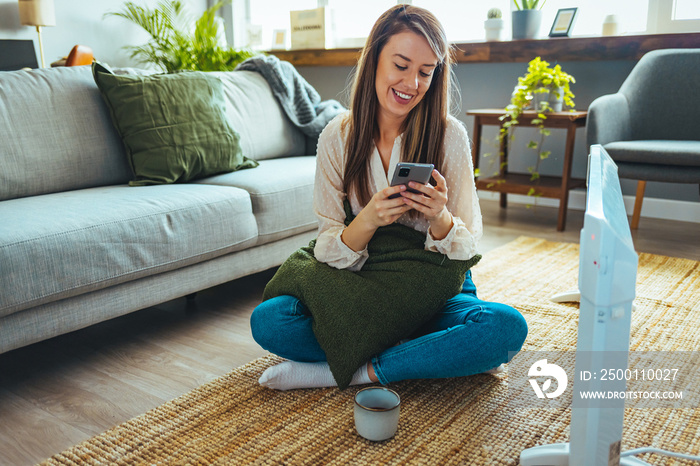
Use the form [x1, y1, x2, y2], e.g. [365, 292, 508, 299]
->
[467, 108, 588, 231]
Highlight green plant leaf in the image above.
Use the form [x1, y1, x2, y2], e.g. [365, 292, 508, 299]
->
[474, 168, 481, 177]
[527, 140, 538, 149]
[539, 150, 551, 160]
[107, 0, 254, 72]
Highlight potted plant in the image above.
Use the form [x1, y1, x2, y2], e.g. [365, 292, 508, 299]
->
[484, 8, 504, 41]
[512, 0, 546, 40]
[511, 56, 575, 113]
[492, 57, 575, 185]
[107, 0, 255, 72]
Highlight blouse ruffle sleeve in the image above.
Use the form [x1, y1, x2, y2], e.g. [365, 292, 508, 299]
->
[312, 114, 369, 271]
[423, 117, 483, 260]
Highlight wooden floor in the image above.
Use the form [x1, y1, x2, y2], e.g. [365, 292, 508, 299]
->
[1, 200, 698, 466]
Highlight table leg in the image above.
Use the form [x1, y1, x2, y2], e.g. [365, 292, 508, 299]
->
[499, 126, 508, 209]
[471, 117, 483, 171]
[557, 123, 578, 231]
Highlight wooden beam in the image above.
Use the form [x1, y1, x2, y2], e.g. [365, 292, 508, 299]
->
[268, 33, 700, 67]
[269, 48, 361, 67]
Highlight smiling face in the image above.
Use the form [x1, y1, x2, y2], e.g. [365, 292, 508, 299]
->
[374, 30, 439, 127]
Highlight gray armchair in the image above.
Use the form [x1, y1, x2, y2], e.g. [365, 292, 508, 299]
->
[587, 48, 700, 229]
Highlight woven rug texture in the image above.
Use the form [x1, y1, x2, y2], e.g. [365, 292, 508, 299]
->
[42, 237, 700, 465]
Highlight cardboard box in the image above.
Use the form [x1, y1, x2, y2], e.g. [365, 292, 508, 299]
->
[290, 7, 332, 49]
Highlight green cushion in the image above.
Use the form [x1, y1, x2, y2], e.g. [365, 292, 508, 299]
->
[92, 62, 258, 186]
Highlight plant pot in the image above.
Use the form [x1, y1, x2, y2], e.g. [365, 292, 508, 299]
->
[531, 88, 549, 111]
[531, 86, 565, 112]
[548, 86, 565, 112]
[512, 10, 542, 40]
[484, 18, 504, 41]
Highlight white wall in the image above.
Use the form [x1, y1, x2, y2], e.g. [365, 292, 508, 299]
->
[0, 0, 206, 68]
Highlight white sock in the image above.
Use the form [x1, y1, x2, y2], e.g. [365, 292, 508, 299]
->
[484, 363, 505, 374]
[259, 361, 373, 390]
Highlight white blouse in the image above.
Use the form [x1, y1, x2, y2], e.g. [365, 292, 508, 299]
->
[313, 112, 483, 271]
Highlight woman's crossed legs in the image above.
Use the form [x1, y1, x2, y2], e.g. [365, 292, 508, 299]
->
[250, 272, 528, 389]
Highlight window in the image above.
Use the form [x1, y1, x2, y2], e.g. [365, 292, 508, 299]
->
[248, 0, 317, 50]
[413, 0, 649, 40]
[674, 0, 700, 20]
[412, 0, 510, 42]
[539, 0, 648, 36]
[231, 0, 698, 50]
[648, 0, 700, 33]
[326, 0, 396, 47]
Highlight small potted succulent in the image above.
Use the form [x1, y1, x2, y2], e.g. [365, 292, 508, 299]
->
[484, 8, 504, 42]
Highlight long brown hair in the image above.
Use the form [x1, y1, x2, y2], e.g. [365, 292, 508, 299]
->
[343, 4, 454, 205]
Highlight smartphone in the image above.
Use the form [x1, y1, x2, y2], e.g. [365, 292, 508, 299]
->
[388, 162, 434, 199]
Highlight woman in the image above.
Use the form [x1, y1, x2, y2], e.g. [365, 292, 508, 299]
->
[250, 5, 527, 390]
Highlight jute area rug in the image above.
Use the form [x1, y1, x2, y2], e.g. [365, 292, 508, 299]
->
[43, 237, 700, 465]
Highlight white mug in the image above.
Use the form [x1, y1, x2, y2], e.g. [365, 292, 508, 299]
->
[353, 387, 401, 441]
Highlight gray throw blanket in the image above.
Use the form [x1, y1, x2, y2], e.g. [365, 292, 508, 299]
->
[236, 55, 345, 142]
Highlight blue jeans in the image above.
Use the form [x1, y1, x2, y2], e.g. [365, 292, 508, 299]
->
[250, 271, 528, 385]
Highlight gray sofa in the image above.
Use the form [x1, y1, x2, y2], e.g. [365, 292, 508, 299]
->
[0, 65, 319, 355]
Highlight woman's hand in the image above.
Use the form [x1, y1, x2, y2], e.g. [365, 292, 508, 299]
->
[400, 169, 453, 239]
[361, 184, 414, 228]
[341, 184, 413, 252]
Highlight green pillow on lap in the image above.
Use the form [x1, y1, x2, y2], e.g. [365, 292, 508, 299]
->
[92, 62, 257, 186]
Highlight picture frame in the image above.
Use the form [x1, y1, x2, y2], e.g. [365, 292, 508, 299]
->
[549, 8, 578, 37]
[271, 29, 287, 50]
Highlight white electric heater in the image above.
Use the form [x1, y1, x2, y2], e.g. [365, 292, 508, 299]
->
[520, 145, 644, 466]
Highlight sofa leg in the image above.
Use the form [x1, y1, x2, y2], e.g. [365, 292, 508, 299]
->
[185, 292, 198, 301]
[631, 180, 646, 230]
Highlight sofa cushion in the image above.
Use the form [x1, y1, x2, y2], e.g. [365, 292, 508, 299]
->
[0, 67, 132, 201]
[212, 71, 309, 161]
[604, 140, 700, 167]
[0, 184, 257, 318]
[93, 63, 259, 186]
[196, 156, 317, 245]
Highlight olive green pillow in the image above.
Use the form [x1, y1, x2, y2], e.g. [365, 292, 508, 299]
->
[92, 62, 258, 186]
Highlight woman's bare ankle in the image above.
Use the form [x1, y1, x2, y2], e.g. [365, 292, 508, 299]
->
[367, 362, 379, 383]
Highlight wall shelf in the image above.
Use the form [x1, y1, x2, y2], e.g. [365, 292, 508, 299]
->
[269, 32, 700, 66]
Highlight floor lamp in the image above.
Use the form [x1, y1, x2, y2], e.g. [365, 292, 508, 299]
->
[18, 0, 55, 68]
